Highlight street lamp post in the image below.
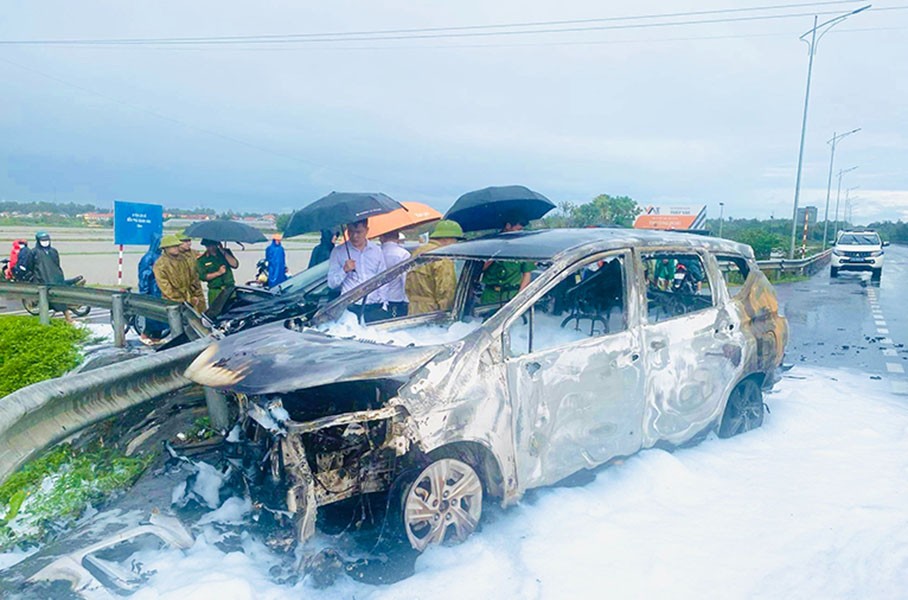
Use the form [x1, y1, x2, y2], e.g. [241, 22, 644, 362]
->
[823, 128, 860, 250]
[718, 202, 725, 237]
[788, 4, 870, 258]
[845, 186, 859, 225]
[834, 168, 858, 238]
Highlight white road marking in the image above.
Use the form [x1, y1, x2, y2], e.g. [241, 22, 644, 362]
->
[883, 348, 898, 357]
[878, 328, 890, 335]
[880, 338, 894, 345]
[886, 363, 905, 374]
[875, 320, 887, 327]
[892, 381, 908, 396]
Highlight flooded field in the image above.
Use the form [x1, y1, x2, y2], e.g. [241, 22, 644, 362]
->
[0, 226, 317, 288]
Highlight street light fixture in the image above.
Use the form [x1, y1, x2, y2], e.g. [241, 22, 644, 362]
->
[822, 128, 861, 250]
[788, 4, 871, 258]
[718, 202, 725, 237]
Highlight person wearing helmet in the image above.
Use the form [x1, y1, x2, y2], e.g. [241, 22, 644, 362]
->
[153, 234, 206, 313]
[197, 238, 238, 305]
[405, 220, 464, 315]
[27, 231, 73, 322]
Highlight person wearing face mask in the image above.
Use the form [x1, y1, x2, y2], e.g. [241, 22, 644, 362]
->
[26, 231, 73, 322]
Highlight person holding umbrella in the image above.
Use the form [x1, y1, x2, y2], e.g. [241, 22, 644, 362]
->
[479, 212, 535, 305]
[197, 239, 239, 305]
[327, 219, 387, 322]
[379, 231, 410, 317]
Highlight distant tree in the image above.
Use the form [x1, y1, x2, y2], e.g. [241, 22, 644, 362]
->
[275, 213, 292, 233]
[540, 194, 641, 229]
[736, 230, 781, 260]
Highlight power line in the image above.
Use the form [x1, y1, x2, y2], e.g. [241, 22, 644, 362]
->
[0, 1, 868, 46]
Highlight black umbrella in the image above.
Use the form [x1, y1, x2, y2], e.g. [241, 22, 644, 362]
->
[445, 185, 555, 232]
[283, 192, 404, 238]
[182, 219, 267, 244]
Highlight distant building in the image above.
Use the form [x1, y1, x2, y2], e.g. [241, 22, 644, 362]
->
[634, 205, 707, 231]
[81, 211, 114, 223]
[796, 206, 818, 227]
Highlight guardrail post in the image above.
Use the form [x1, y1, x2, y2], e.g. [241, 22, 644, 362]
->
[166, 306, 184, 337]
[203, 387, 231, 431]
[37, 286, 50, 325]
[111, 294, 126, 347]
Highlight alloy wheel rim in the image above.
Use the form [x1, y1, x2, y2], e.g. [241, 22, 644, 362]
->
[403, 458, 483, 552]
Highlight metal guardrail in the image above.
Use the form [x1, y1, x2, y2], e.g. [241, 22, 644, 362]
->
[0, 338, 211, 484]
[0, 282, 210, 346]
[756, 249, 832, 280]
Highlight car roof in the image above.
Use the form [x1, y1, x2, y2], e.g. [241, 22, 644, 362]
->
[426, 228, 754, 261]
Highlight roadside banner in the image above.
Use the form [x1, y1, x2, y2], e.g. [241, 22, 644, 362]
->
[114, 201, 163, 285]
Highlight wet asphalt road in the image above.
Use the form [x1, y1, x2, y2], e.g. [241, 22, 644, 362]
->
[775, 243, 908, 396]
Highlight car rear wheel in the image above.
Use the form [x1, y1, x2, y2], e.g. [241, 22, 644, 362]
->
[830, 266, 839, 278]
[401, 458, 483, 552]
[718, 379, 764, 438]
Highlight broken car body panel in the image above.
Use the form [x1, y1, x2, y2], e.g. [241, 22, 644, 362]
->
[185, 228, 788, 546]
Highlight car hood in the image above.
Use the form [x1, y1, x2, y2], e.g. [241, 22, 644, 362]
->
[184, 322, 445, 395]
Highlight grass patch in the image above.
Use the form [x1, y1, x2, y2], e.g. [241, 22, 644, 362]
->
[0, 316, 89, 397]
[0, 443, 151, 550]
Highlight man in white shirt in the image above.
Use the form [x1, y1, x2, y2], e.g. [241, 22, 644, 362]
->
[328, 219, 388, 322]
[380, 232, 411, 318]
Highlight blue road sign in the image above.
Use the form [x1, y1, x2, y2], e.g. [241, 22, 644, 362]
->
[114, 201, 163, 246]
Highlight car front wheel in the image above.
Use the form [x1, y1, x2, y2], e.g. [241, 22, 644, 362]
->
[830, 266, 839, 278]
[718, 379, 764, 438]
[872, 268, 882, 281]
[401, 458, 483, 552]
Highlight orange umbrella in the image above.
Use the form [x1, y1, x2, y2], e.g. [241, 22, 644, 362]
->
[366, 202, 442, 239]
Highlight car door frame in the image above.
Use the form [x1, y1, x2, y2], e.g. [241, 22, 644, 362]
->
[498, 248, 646, 492]
[636, 246, 743, 449]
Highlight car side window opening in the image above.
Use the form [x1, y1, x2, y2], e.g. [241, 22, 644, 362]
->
[507, 255, 627, 358]
[642, 251, 714, 324]
[714, 254, 751, 298]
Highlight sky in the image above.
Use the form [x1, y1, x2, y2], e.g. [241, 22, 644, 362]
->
[1, 1, 906, 223]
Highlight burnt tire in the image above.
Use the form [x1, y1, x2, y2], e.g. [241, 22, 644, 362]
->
[400, 458, 483, 552]
[718, 379, 764, 439]
[830, 266, 839, 278]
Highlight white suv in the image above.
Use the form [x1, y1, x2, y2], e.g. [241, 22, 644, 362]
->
[831, 229, 888, 280]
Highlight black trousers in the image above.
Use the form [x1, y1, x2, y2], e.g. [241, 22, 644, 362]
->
[347, 303, 390, 323]
[386, 301, 409, 318]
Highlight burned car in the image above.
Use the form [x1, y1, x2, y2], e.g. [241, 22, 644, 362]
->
[205, 261, 335, 334]
[185, 229, 788, 552]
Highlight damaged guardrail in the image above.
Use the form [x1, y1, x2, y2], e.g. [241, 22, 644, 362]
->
[756, 249, 832, 280]
[0, 281, 210, 346]
[0, 337, 211, 485]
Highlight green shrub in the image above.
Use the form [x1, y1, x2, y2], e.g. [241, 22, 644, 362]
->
[0, 316, 88, 397]
[0, 443, 151, 549]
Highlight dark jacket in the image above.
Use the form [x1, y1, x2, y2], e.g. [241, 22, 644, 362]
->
[29, 245, 65, 284]
[308, 230, 335, 269]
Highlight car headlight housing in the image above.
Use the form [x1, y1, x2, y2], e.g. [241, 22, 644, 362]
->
[832, 249, 844, 256]
[870, 250, 883, 257]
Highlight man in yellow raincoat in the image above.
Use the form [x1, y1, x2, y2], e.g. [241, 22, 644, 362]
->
[406, 220, 464, 315]
[153, 234, 207, 313]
